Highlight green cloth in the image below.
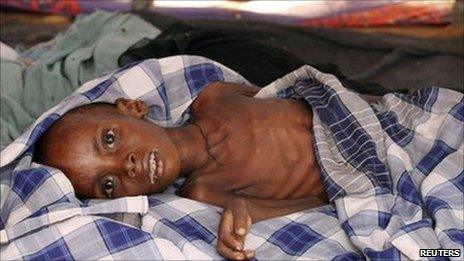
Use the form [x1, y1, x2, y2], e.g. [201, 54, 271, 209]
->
[0, 59, 34, 148]
[0, 11, 160, 147]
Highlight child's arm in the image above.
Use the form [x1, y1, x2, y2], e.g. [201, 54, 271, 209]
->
[217, 196, 322, 260]
[178, 179, 325, 260]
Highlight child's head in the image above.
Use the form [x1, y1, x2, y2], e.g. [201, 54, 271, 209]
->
[36, 99, 181, 199]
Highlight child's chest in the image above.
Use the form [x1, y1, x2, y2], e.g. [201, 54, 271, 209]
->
[190, 87, 321, 198]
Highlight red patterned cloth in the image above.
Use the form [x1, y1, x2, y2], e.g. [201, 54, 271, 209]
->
[300, 2, 452, 27]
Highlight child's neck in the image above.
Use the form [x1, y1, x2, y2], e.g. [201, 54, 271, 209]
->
[166, 124, 209, 176]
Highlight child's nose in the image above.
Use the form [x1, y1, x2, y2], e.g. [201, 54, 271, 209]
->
[124, 152, 138, 177]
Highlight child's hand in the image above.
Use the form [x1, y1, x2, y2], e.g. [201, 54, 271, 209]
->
[217, 198, 254, 260]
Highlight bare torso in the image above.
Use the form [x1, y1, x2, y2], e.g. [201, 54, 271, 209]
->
[184, 82, 325, 200]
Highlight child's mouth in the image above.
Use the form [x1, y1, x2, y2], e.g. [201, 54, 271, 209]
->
[148, 149, 164, 184]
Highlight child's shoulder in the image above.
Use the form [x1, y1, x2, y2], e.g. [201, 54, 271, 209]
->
[193, 82, 259, 109]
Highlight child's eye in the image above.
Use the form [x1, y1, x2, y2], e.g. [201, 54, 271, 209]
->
[102, 176, 115, 199]
[104, 130, 116, 149]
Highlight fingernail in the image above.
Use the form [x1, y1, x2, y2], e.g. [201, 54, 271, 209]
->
[237, 228, 246, 236]
[236, 254, 244, 260]
[246, 251, 254, 258]
[236, 245, 242, 251]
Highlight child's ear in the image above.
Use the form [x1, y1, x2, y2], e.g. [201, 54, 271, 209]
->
[115, 98, 149, 118]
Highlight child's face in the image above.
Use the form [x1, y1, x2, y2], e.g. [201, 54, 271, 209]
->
[42, 100, 181, 199]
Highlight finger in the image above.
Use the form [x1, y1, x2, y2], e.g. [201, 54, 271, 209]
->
[232, 202, 251, 236]
[217, 239, 246, 260]
[244, 249, 255, 259]
[219, 208, 244, 251]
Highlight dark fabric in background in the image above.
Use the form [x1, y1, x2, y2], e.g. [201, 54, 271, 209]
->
[120, 22, 387, 95]
[119, 22, 307, 87]
[132, 11, 463, 94]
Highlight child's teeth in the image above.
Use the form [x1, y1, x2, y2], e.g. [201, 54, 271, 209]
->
[149, 150, 157, 184]
[147, 149, 164, 184]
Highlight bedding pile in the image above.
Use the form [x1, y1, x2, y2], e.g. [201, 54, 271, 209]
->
[0, 55, 463, 260]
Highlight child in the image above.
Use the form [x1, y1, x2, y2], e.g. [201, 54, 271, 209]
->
[36, 80, 328, 260]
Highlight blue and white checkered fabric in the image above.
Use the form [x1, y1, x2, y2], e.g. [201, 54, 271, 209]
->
[1, 55, 462, 260]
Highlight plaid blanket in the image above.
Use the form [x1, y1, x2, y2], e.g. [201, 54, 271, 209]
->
[1, 56, 462, 260]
